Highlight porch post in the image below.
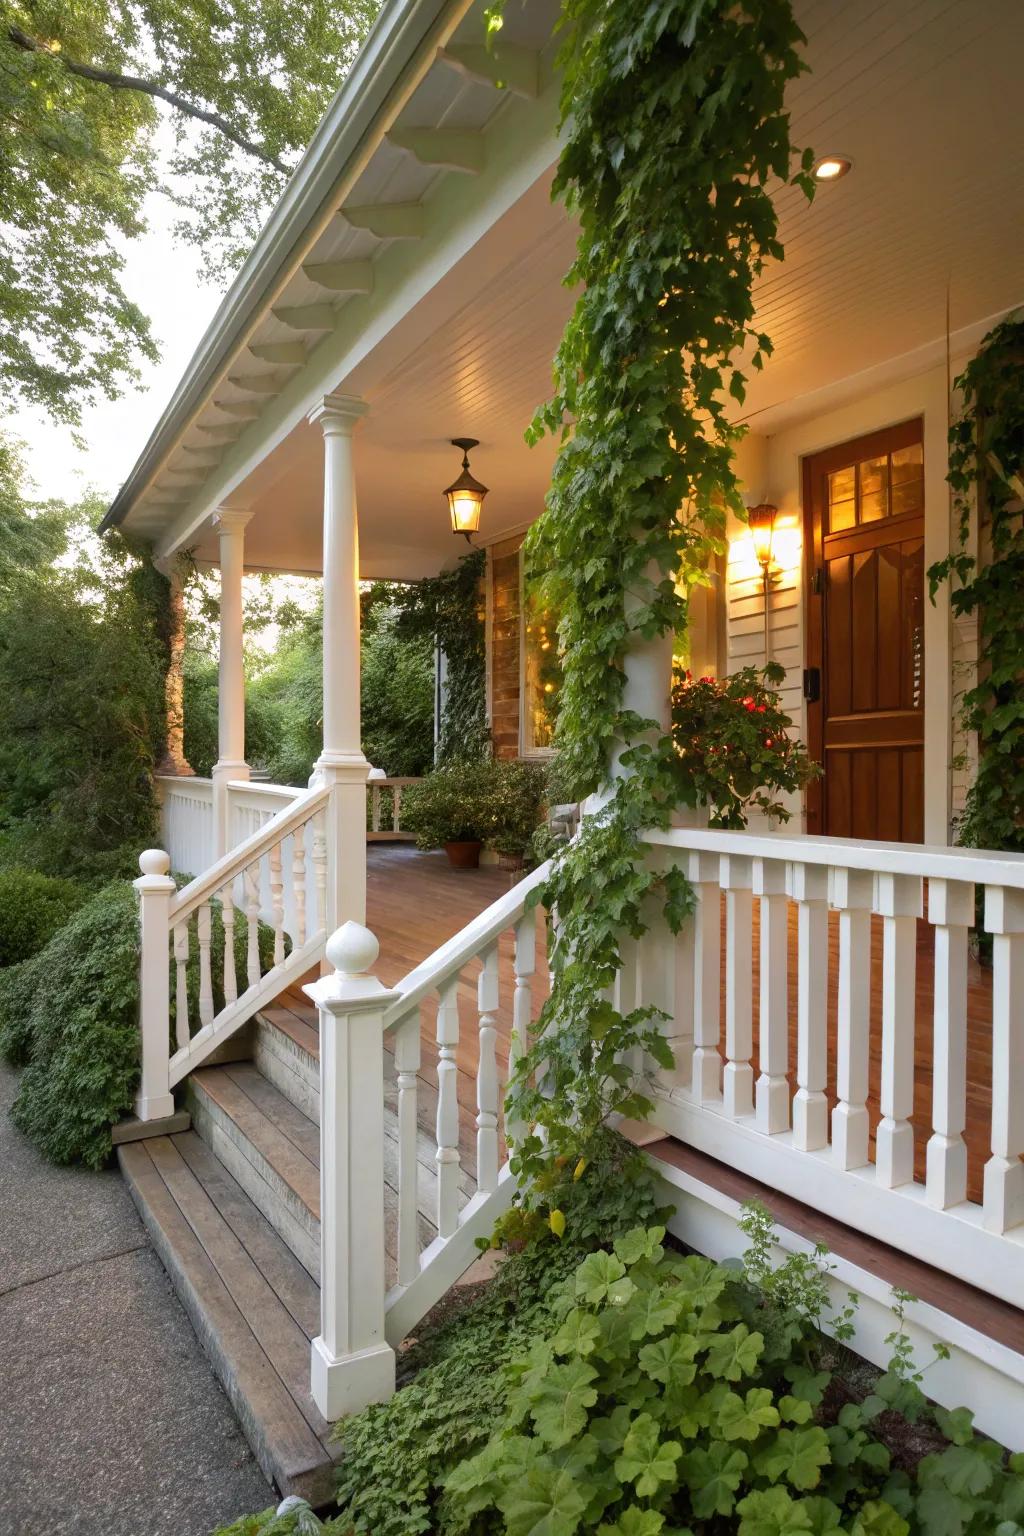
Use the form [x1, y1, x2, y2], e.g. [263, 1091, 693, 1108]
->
[154, 557, 195, 778]
[308, 393, 370, 932]
[211, 509, 252, 858]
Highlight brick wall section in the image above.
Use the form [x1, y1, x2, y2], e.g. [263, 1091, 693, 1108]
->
[489, 535, 523, 759]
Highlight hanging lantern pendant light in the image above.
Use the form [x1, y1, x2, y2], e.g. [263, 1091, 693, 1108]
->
[444, 437, 488, 541]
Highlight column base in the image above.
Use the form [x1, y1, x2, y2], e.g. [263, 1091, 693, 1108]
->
[310, 1334, 396, 1421]
[135, 1091, 176, 1122]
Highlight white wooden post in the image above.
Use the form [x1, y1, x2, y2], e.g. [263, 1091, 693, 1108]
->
[134, 850, 177, 1121]
[925, 878, 972, 1209]
[688, 850, 722, 1104]
[435, 976, 462, 1237]
[211, 509, 252, 858]
[874, 872, 922, 1188]
[831, 867, 873, 1171]
[789, 863, 829, 1152]
[476, 943, 500, 1194]
[305, 921, 398, 1420]
[394, 1014, 422, 1288]
[754, 858, 789, 1134]
[982, 885, 1024, 1233]
[309, 394, 371, 935]
[508, 913, 535, 1141]
[721, 853, 754, 1120]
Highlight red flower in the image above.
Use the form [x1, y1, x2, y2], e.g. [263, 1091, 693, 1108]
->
[757, 704, 767, 713]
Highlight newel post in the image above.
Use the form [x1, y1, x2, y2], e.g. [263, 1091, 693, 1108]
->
[305, 921, 399, 1420]
[134, 849, 176, 1121]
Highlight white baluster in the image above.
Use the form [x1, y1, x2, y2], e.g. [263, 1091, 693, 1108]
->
[721, 854, 754, 1119]
[874, 873, 922, 1188]
[135, 851, 177, 1121]
[754, 858, 789, 1134]
[688, 850, 722, 1103]
[637, 868, 689, 1092]
[394, 1012, 421, 1287]
[393, 785, 402, 833]
[925, 878, 972, 1209]
[371, 784, 381, 833]
[292, 822, 307, 947]
[312, 810, 328, 935]
[476, 943, 500, 1194]
[221, 885, 238, 1006]
[508, 913, 536, 1141]
[982, 886, 1024, 1232]
[831, 867, 873, 1170]
[269, 840, 285, 967]
[436, 976, 461, 1238]
[173, 921, 190, 1050]
[245, 861, 262, 988]
[197, 902, 214, 1027]
[789, 864, 829, 1151]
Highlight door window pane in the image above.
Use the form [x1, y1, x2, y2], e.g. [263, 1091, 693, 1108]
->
[828, 466, 856, 531]
[858, 454, 889, 522]
[891, 443, 924, 517]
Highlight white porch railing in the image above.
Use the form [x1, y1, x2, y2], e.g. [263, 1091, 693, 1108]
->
[135, 782, 331, 1117]
[305, 862, 551, 1417]
[156, 773, 420, 873]
[635, 827, 1024, 1309]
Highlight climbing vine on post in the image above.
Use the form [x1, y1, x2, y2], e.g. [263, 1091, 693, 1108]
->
[929, 312, 1024, 853]
[490, 0, 814, 1219]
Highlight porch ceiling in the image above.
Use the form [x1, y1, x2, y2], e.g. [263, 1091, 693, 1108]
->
[113, 0, 1024, 579]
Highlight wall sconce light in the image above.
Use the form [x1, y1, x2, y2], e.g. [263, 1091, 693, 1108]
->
[444, 438, 488, 542]
[747, 502, 778, 662]
[748, 502, 777, 575]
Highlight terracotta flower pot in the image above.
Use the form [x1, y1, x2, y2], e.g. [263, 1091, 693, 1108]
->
[498, 851, 526, 873]
[444, 840, 482, 869]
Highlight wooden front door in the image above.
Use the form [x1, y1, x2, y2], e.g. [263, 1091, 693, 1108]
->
[803, 419, 925, 842]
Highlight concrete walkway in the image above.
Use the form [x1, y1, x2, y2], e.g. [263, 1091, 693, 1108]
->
[0, 1064, 272, 1536]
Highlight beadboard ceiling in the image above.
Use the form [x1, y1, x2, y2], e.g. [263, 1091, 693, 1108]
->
[157, 0, 1024, 578]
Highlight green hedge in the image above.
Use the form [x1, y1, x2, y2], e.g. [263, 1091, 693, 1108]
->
[0, 867, 88, 969]
[0, 879, 278, 1168]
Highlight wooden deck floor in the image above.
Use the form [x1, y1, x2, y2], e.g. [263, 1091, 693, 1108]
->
[278, 845, 997, 1205]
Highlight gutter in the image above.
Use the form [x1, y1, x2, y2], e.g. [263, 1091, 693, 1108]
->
[99, 0, 456, 534]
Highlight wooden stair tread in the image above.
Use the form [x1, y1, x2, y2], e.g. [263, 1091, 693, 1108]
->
[192, 1066, 321, 1220]
[118, 1135, 337, 1503]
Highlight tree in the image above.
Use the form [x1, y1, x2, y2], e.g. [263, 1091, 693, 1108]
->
[1, 0, 380, 423]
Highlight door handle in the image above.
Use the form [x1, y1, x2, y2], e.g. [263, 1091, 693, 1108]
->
[803, 667, 821, 703]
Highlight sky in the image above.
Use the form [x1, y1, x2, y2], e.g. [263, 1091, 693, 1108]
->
[8, 183, 225, 509]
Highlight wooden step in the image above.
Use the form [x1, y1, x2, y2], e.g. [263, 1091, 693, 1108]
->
[186, 1065, 322, 1277]
[255, 1007, 320, 1123]
[118, 1132, 337, 1504]
[186, 1062, 470, 1284]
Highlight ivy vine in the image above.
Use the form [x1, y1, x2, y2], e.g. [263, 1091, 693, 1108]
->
[928, 312, 1024, 853]
[489, 0, 814, 1214]
[391, 547, 489, 764]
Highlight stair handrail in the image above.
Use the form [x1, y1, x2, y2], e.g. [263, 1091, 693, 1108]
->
[170, 780, 330, 926]
[382, 858, 551, 1032]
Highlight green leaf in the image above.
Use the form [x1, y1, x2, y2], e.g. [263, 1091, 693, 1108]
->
[637, 1334, 698, 1390]
[682, 1443, 748, 1519]
[756, 1427, 832, 1491]
[736, 1485, 814, 1535]
[850, 1503, 911, 1536]
[704, 1323, 765, 1382]
[575, 1251, 635, 1306]
[717, 1387, 781, 1441]
[598, 1509, 665, 1536]
[913, 1488, 967, 1536]
[552, 1309, 602, 1358]
[614, 1225, 665, 1265]
[933, 1406, 975, 1446]
[499, 1466, 589, 1536]
[614, 1413, 682, 1498]
[530, 1360, 599, 1447]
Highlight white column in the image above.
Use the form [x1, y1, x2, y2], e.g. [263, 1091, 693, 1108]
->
[308, 394, 370, 932]
[134, 850, 177, 1121]
[211, 508, 252, 858]
[306, 922, 398, 1420]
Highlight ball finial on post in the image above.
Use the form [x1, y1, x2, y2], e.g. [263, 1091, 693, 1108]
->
[326, 920, 380, 978]
[138, 849, 172, 878]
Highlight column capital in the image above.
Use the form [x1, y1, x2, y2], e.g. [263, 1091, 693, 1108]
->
[212, 506, 253, 535]
[308, 393, 369, 435]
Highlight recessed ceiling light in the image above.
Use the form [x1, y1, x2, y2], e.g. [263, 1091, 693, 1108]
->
[812, 154, 852, 182]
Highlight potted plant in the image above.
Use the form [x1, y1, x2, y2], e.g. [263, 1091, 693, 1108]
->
[401, 763, 488, 868]
[478, 759, 547, 871]
[670, 661, 818, 827]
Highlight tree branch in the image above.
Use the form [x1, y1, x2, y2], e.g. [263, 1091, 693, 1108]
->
[7, 25, 291, 175]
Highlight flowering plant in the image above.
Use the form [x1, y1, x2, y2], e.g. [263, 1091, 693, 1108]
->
[670, 661, 818, 827]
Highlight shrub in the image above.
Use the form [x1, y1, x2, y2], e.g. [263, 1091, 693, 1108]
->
[479, 760, 547, 858]
[671, 661, 818, 827]
[402, 763, 491, 848]
[0, 867, 87, 968]
[0, 879, 279, 1167]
